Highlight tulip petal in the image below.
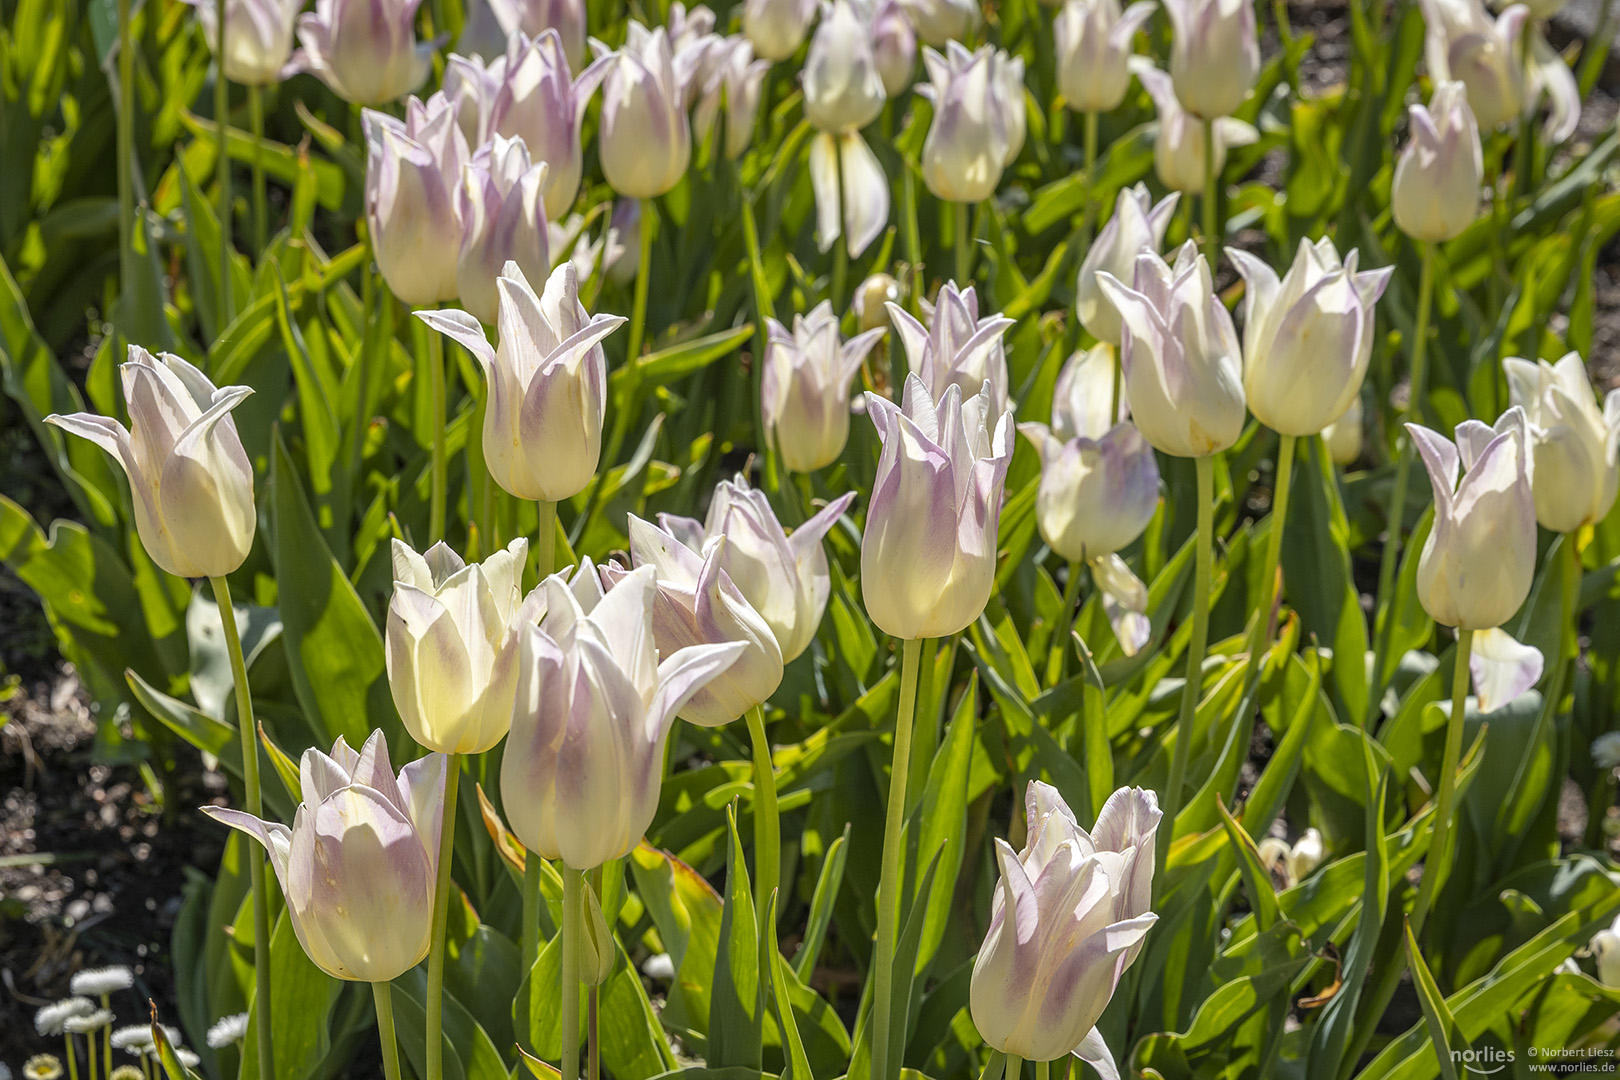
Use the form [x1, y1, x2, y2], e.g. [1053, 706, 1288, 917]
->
[416, 308, 498, 368]
[646, 640, 749, 742]
[1072, 1028, 1120, 1080]
[809, 131, 842, 254]
[1469, 626, 1544, 713]
[200, 806, 294, 887]
[396, 750, 448, 858]
[839, 131, 889, 259]
[1091, 553, 1151, 657]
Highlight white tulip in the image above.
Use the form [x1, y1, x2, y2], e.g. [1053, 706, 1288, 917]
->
[1075, 183, 1178, 345]
[1504, 352, 1620, 534]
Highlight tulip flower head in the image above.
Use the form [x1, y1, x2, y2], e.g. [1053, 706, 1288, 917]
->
[46, 348, 255, 580]
[492, 30, 610, 219]
[1095, 242, 1247, 459]
[971, 782, 1159, 1068]
[501, 561, 747, 868]
[1420, 0, 1579, 141]
[1075, 183, 1179, 345]
[853, 272, 902, 332]
[202, 732, 446, 982]
[1504, 353, 1620, 534]
[918, 44, 1019, 203]
[295, 0, 435, 105]
[898, 0, 982, 46]
[417, 261, 625, 503]
[804, 0, 891, 257]
[364, 97, 469, 306]
[763, 301, 887, 472]
[743, 0, 818, 60]
[1257, 827, 1325, 888]
[862, 374, 1014, 640]
[1392, 81, 1484, 243]
[1228, 237, 1392, 437]
[444, 52, 504, 145]
[186, 0, 303, 84]
[494, 0, 587, 72]
[1135, 63, 1259, 195]
[1162, 0, 1259, 119]
[596, 23, 694, 199]
[693, 37, 772, 160]
[1594, 918, 1620, 988]
[872, 0, 919, 96]
[1054, 0, 1157, 114]
[886, 281, 1014, 419]
[457, 137, 551, 326]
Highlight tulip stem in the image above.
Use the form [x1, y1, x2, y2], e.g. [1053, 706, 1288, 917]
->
[1082, 110, 1100, 247]
[561, 863, 583, 1080]
[1157, 454, 1214, 886]
[1248, 433, 1296, 668]
[114, 0, 134, 345]
[626, 199, 654, 365]
[425, 754, 461, 1080]
[372, 982, 404, 1080]
[872, 636, 924, 1080]
[1410, 628, 1473, 939]
[209, 575, 273, 1080]
[214, 0, 232, 322]
[428, 327, 448, 545]
[536, 500, 557, 576]
[745, 704, 780, 933]
[1006, 1054, 1023, 1080]
[1035, 1058, 1049, 1080]
[1367, 241, 1435, 726]
[954, 201, 972, 285]
[832, 242, 849, 314]
[1046, 560, 1085, 687]
[1200, 117, 1218, 269]
[247, 84, 267, 252]
[522, 852, 541, 986]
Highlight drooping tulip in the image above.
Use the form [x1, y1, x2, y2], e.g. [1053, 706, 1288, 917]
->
[886, 281, 1013, 419]
[743, 0, 817, 60]
[597, 23, 693, 199]
[1419, 0, 1579, 141]
[1323, 396, 1364, 466]
[295, 0, 434, 106]
[1075, 183, 1178, 345]
[364, 97, 468, 306]
[1135, 62, 1258, 195]
[1392, 81, 1484, 243]
[1161, 0, 1259, 119]
[458, 137, 551, 326]
[693, 37, 772, 160]
[872, 0, 919, 96]
[1095, 242, 1247, 459]
[1228, 237, 1393, 437]
[501, 561, 745, 870]
[46, 348, 255, 580]
[620, 517, 786, 726]
[970, 782, 1159, 1070]
[492, 30, 609, 220]
[918, 45, 1013, 202]
[186, 0, 303, 84]
[416, 261, 625, 502]
[804, 0, 890, 257]
[862, 374, 1014, 640]
[898, 0, 982, 46]
[1504, 352, 1620, 534]
[1054, 0, 1157, 113]
[386, 538, 536, 755]
[202, 732, 445, 982]
[762, 301, 887, 472]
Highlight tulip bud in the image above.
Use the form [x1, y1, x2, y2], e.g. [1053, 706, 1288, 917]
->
[804, 1, 887, 133]
[743, 0, 817, 60]
[457, 138, 550, 326]
[1392, 81, 1484, 243]
[1323, 396, 1364, 466]
[862, 374, 1014, 640]
[898, 0, 982, 47]
[295, 0, 434, 106]
[763, 302, 887, 473]
[1286, 827, 1325, 883]
[186, 0, 302, 85]
[1420, 0, 1580, 141]
[619, 520, 785, 726]
[872, 0, 918, 96]
[417, 261, 625, 502]
[1503, 352, 1620, 534]
[1409, 408, 1537, 630]
[1095, 242, 1247, 459]
[693, 37, 771, 160]
[502, 561, 745, 870]
[920, 45, 1010, 203]
[1075, 183, 1178, 345]
[46, 348, 255, 580]
[364, 97, 468, 306]
[1054, 0, 1156, 113]
[886, 281, 1013, 419]
[580, 880, 617, 986]
[994, 49, 1027, 166]
[971, 782, 1159, 1069]
[203, 732, 445, 982]
[1594, 924, 1620, 988]
[1136, 62, 1258, 195]
[1162, 0, 1259, 119]
[596, 24, 694, 199]
[386, 538, 535, 754]
[853, 273, 901, 332]
[492, 30, 608, 220]
[1228, 238, 1392, 437]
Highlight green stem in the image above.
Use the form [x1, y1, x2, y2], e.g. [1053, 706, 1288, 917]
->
[561, 864, 583, 1080]
[1006, 1054, 1023, 1080]
[1157, 455, 1215, 885]
[521, 852, 541, 988]
[1248, 434, 1296, 667]
[1035, 1056, 1049, 1080]
[1082, 111, 1100, 247]
[372, 983, 404, 1080]
[425, 755, 461, 1080]
[1046, 559, 1085, 687]
[115, 0, 134, 341]
[100, 994, 112, 1079]
[536, 500, 557, 576]
[1409, 627, 1473, 938]
[954, 200, 972, 284]
[428, 327, 447, 544]
[626, 199, 655, 365]
[871, 637, 924, 1080]
[88, 1031, 96, 1080]
[1200, 117, 1218, 269]
[832, 241, 849, 313]
[210, 575, 272, 1080]
[1367, 241, 1435, 726]
[247, 83, 267, 251]
[64, 1034, 78, 1080]
[214, 0, 232, 321]
[745, 705, 780, 931]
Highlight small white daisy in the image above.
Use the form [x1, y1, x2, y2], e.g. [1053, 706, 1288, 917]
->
[62, 1010, 115, 1035]
[206, 1012, 250, 1049]
[70, 966, 134, 998]
[110, 1068, 145, 1080]
[175, 1049, 201, 1068]
[110, 1027, 155, 1054]
[33, 998, 94, 1037]
[22, 1056, 63, 1080]
[1593, 731, 1620, 770]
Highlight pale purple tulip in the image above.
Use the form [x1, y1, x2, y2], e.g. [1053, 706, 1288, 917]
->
[1161, 0, 1258, 118]
[693, 37, 771, 160]
[458, 136, 551, 325]
[898, 0, 981, 46]
[1075, 183, 1179, 344]
[1054, 0, 1156, 113]
[492, 29, 609, 219]
[1420, 0, 1579, 140]
[596, 23, 694, 199]
[743, 0, 818, 60]
[918, 44, 1014, 202]
[1392, 81, 1484, 243]
[762, 301, 886, 473]
[444, 52, 504, 145]
[804, 1, 890, 256]
[872, 0, 918, 96]
[1504, 352, 1620, 533]
[364, 96, 468, 305]
[886, 281, 1013, 419]
[1134, 62, 1258, 195]
[461, 0, 586, 71]
[186, 0, 303, 85]
[295, 0, 434, 105]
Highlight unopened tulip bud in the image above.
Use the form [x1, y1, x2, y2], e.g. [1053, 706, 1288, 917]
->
[899, 0, 982, 46]
[46, 348, 255, 580]
[763, 302, 886, 472]
[1136, 62, 1258, 195]
[295, 0, 434, 105]
[872, 0, 918, 96]
[458, 138, 550, 326]
[598, 24, 693, 198]
[920, 45, 1010, 203]
[886, 281, 1013, 419]
[186, 0, 302, 84]
[1504, 352, 1620, 534]
[364, 97, 468, 306]
[1055, 0, 1156, 113]
[203, 732, 445, 982]
[853, 273, 901, 332]
[1286, 828, 1324, 883]
[1323, 396, 1364, 466]
[580, 881, 617, 985]
[417, 261, 625, 502]
[743, 0, 817, 60]
[492, 30, 608, 219]
[1594, 924, 1620, 987]
[1392, 81, 1483, 243]
[1162, 0, 1259, 119]
[1075, 183, 1178, 345]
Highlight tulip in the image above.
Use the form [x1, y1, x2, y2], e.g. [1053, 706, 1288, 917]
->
[386, 538, 537, 755]
[1228, 237, 1392, 438]
[763, 301, 887, 472]
[898, 0, 981, 46]
[185, 0, 302, 84]
[872, 0, 918, 96]
[364, 97, 468, 306]
[456, 0, 514, 62]
[1409, 408, 1537, 630]
[1162, 0, 1258, 119]
[919, 45, 1020, 202]
[1256, 827, 1324, 887]
[970, 782, 1159, 1070]
[46, 348, 254, 580]
[657, 476, 857, 662]
[1323, 396, 1364, 466]
[853, 272, 901, 332]
[619, 517, 785, 726]
[597, 23, 693, 199]
[295, 0, 434, 105]
[1075, 183, 1178, 345]
[1593, 919, 1620, 988]
[457, 137, 551, 326]
[1392, 81, 1484, 243]
[886, 281, 1013, 419]
[500, 0, 588, 72]
[862, 373, 1014, 640]
[804, 0, 890, 256]
[994, 49, 1027, 165]
[743, 0, 817, 59]
[693, 37, 772, 160]
[444, 52, 503, 145]
[1420, 0, 1579, 141]
[417, 261, 625, 502]
[1503, 352, 1620, 534]
[202, 732, 445, 982]
[492, 30, 609, 220]
[1135, 62, 1258, 195]
[1095, 241, 1247, 459]
[500, 560, 745, 869]
[1054, 0, 1156, 113]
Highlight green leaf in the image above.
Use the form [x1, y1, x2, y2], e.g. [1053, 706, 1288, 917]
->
[710, 801, 763, 1070]
[761, 892, 814, 1080]
[793, 825, 848, 981]
[238, 909, 344, 1080]
[1403, 920, 1461, 1080]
